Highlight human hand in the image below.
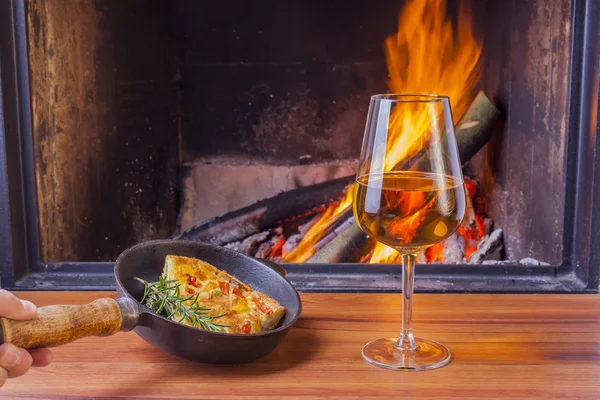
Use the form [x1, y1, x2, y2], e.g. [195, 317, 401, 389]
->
[0, 290, 53, 387]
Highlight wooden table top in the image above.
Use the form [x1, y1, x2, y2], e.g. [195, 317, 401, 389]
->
[2, 292, 600, 399]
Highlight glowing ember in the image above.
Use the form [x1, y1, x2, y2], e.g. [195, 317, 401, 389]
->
[284, 0, 483, 264]
[425, 242, 445, 263]
[424, 179, 483, 263]
[459, 215, 485, 259]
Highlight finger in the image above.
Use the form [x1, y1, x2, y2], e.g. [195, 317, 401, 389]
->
[29, 348, 53, 367]
[0, 368, 6, 388]
[0, 290, 36, 320]
[0, 344, 32, 378]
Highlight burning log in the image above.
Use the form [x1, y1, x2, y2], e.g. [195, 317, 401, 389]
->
[308, 212, 355, 252]
[281, 214, 322, 256]
[280, 235, 302, 257]
[306, 219, 369, 264]
[225, 230, 271, 256]
[226, 226, 288, 260]
[308, 91, 500, 263]
[468, 228, 504, 264]
[455, 91, 502, 164]
[177, 175, 353, 244]
[412, 91, 500, 171]
[255, 228, 285, 259]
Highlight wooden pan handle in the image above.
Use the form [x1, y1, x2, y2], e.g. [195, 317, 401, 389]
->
[0, 297, 139, 349]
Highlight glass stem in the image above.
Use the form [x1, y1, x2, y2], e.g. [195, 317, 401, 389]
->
[397, 253, 417, 351]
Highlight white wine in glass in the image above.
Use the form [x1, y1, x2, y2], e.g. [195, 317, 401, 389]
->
[353, 95, 466, 370]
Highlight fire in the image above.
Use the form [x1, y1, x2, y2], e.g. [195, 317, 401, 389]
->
[388, 192, 436, 245]
[388, 190, 426, 216]
[283, 193, 353, 263]
[389, 200, 431, 245]
[283, 0, 482, 264]
[369, 0, 482, 263]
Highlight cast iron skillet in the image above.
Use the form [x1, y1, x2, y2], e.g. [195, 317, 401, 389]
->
[0, 240, 302, 364]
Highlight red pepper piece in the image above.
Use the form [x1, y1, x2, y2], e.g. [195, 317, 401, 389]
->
[256, 301, 273, 315]
[187, 275, 198, 287]
[232, 287, 244, 298]
[219, 281, 230, 295]
[241, 321, 251, 334]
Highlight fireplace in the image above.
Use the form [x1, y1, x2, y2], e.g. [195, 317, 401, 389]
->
[0, 0, 598, 292]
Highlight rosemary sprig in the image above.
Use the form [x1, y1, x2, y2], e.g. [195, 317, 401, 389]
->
[133, 276, 229, 332]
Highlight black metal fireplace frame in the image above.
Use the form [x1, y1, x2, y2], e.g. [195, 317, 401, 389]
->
[0, 0, 598, 292]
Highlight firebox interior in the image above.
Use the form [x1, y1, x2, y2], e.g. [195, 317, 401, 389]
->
[26, 0, 571, 266]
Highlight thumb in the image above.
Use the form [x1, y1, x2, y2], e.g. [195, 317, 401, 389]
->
[0, 290, 37, 320]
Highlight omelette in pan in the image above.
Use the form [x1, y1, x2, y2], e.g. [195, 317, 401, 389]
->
[162, 255, 286, 334]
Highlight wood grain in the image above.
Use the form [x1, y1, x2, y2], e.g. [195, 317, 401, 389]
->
[0, 298, 122, 349]
[3, 292, 600, 399]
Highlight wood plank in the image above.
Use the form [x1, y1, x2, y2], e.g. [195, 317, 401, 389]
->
[2, 292, 600, 399]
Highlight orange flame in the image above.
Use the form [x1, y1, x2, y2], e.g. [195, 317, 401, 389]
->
[369, 0, 482, 263]
[388, 193, 436, 245]
[284, 0, 482, 264]
[283, 194, 353, 263]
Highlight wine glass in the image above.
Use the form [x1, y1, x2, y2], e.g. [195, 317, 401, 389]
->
[352, 94, 466, 370]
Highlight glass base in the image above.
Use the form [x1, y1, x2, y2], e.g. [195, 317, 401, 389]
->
[362, 337, 451, 371]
